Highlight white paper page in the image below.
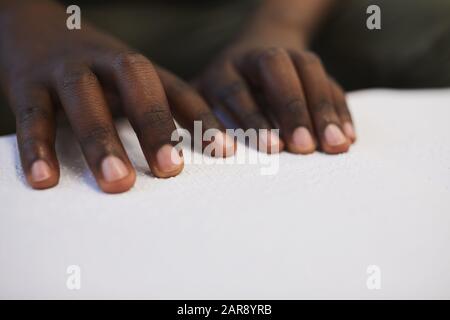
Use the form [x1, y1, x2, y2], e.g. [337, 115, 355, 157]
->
[1, 89, 450, 299]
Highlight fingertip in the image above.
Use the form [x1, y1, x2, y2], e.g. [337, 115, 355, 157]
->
[288, 144, 316, 155]
[98, 155, 136, 194]
[287, 127, 316, 154]
[343, 122, 357, 143]
[321, 124, 351, 154]
[151, 144, 184, 178]
[99, 170, 136, 194]
[210, 132, 236, 158]
[259, 130, 284, 154]
[321, 142, 351, 154]
[28, 160, 59, 190]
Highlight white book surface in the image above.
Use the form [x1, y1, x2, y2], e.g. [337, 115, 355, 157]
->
[1, 89, 450, 299]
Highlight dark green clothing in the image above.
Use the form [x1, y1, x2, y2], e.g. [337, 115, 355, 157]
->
[315, 0, 450, 89]
[1, 0, 449, 135]
[80, 0, 260, 79]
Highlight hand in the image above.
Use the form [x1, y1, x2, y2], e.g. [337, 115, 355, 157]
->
[0, 1, 232, 193]
[195, 13, 356, 155]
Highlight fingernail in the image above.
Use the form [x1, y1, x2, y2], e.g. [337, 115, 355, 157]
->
[31, 160, 52, 182]
[259, 130, 281, 153]
[212, 132, 235, 157]
[324, 124, 347, 146]
[156, 144, 183, 172]
[101, 156, 129, 182]
[343, 122, 356, 140]
[292, 127, 315, 151]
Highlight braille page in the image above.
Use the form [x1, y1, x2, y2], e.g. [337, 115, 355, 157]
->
[1, 89, 450, 299]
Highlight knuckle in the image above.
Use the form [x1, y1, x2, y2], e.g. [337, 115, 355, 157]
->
[320, 114, 339, 124]
[168, 78, 194, 98]
[203, 61, 234, 84]
[312, 100, 340, 123]
[59, 64, 97, 90]
[241, 111, 268, 128]
[296, 51, 322, 66]
[215, 81, 246, 101]
[340, 113, 352, 123]
[280, 98, 308, 123]
[79, 125, 115, 147]
[337, 104, 352, 121]
[208, 59, 232, 73]
[285, 98, 306, 114]
[19, 136, 51, 154]
[16, 105, 51, 127]
[20, 137, 38, 150]
[257, 47, 289, 65]
[313, 99, 335, 114]
[136, 107, 173, 129]
[113, 51, 153, 73]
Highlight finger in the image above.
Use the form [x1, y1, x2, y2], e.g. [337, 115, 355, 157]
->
[291, 51, 350, 154]
[10, 85, 59, 189]
[105, 52, 184, 178]
[246, 48, 316, 154]
[201, 62, 282, 154]
[157, 67, 235, 157]
[54, 62, 136, 193]
[329, 78, 356, 142]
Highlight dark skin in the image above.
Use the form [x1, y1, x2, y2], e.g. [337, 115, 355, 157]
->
[0, 0, 356, 193]
[197, 0, 355, 154]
